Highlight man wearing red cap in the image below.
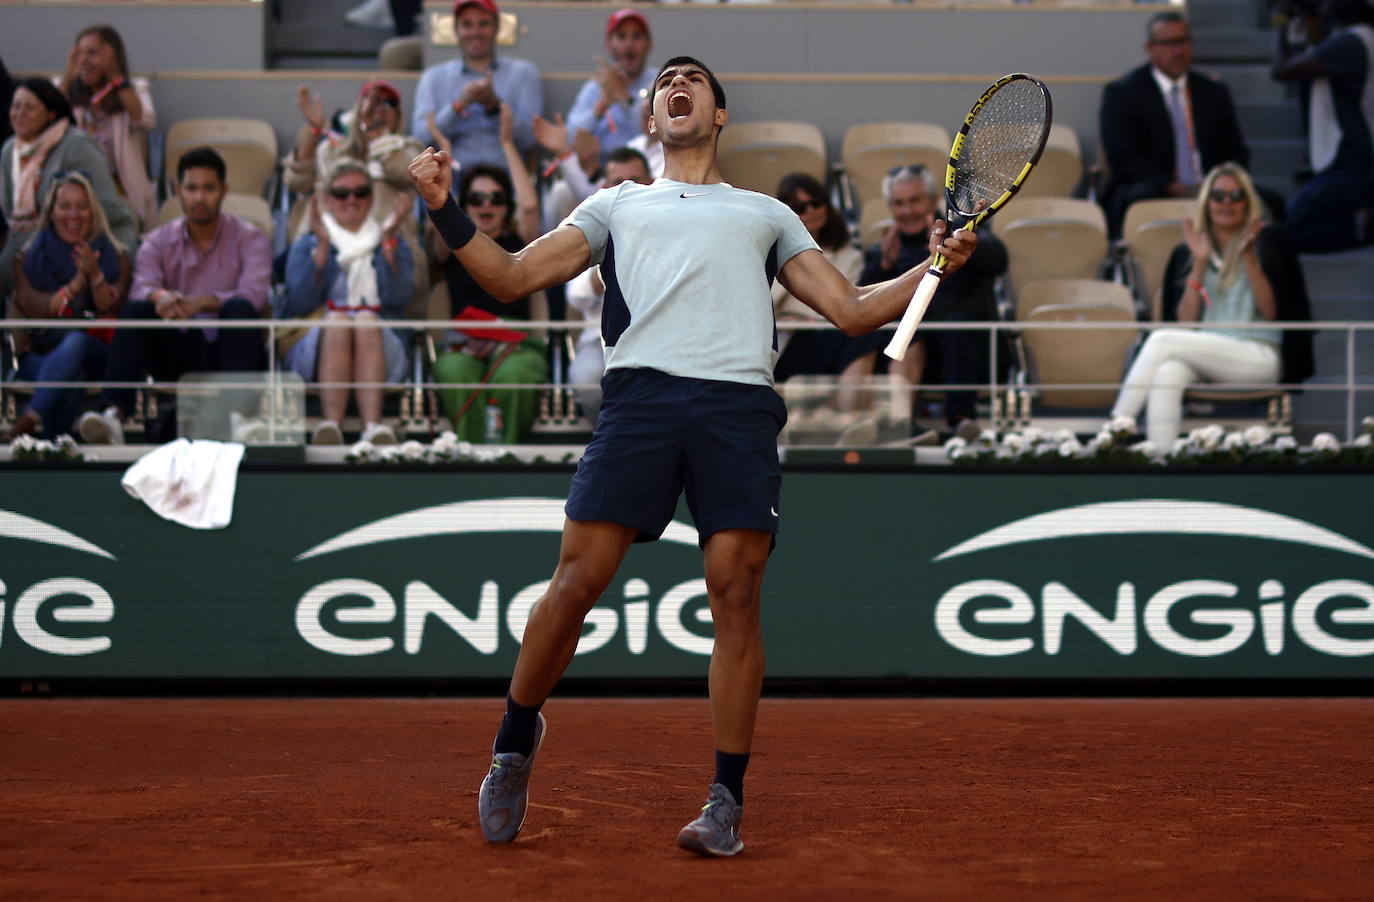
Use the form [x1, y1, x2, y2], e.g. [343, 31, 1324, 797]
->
[565, 8, 654, 163]
[411, 0, 543, 172]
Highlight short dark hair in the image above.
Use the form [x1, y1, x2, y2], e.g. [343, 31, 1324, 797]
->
[776, 172, 849, 252]
[1146, 10, 1188, 40]
[15, 78, 75, 125]
[177, 147, 227, 184]
[459, 162, 516, 232]
[606, 146, 650, 178]
[654, 56, 726, 111]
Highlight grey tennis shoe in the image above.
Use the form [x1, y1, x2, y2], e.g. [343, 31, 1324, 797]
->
[477, 713, 546, 842]
[676, 783, 744, 857]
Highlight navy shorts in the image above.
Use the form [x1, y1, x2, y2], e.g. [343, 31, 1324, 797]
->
[566, 368, 787, 544]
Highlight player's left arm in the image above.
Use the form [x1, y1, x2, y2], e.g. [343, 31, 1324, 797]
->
[778, 222, 977, 336]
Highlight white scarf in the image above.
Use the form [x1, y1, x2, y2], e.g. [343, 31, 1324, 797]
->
[322, 209, 383, 309]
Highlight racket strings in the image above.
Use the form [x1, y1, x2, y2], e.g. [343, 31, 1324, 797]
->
[951, 79, 1049, 216]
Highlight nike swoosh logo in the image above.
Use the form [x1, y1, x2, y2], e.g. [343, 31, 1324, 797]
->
[771, 507, 779, 517]
[680, 192, 710, 198]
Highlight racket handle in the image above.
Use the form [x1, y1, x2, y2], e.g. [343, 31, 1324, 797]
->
[883, 269, 942, 361]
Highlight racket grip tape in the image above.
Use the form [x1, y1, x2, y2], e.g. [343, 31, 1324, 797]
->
[883, 269, 942, 361]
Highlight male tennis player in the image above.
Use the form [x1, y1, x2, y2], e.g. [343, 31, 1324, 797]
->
[409, 56, 977, 857]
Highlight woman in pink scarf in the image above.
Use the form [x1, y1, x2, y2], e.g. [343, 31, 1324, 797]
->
[59, 25, 158, 229]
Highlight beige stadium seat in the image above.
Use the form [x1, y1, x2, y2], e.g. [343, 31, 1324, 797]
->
[1121, 198, 1193, 320]
[994, 198, 1110, 291]
[1017, 123, 1083, 198]
[156, 193, 274, 240]
[715, 121, 826, 196]
[164, 117, 279, 198]
[1019, 302, 1137, 409]
[1014, 278, 1134, 322]
[840, 121, 950, 208]
[856, 197, 893, 249]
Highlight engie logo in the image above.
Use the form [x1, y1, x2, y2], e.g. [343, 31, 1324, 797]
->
[0, 509, 118, 655]
[292, 498, 714, 657]
[932, 500, 1374, 659]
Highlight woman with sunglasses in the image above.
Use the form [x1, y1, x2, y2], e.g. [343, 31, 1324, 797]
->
[1110, 162, 1314, 451]
[770, 173, 878, 416]
[431, 103, 547, 443]
[281, 160, 414, 445]
[59, 25, 158, 229]
[5, 171, 130, 441]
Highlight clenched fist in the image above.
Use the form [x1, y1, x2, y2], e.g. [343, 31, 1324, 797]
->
[408, 146, 454, 210]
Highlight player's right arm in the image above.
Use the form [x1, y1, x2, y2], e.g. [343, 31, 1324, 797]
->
[409, 146, 592, 302]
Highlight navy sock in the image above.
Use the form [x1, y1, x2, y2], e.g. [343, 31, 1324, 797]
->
[492, 693, 543, 756]
[713, 750, 750, 806]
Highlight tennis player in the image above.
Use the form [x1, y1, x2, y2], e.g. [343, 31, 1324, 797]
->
[410, 56, 978, 857]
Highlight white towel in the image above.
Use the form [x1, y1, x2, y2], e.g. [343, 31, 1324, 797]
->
[121, 439, 246, 530]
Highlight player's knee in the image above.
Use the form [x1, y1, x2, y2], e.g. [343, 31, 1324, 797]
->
[707, 578, 763, 640]
[543, 568, 606, 625]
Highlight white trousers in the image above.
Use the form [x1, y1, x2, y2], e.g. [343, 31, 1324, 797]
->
[1110, 328, 1281, 450]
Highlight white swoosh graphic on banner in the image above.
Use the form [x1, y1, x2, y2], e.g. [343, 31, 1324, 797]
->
[0, 509, 118, 560]
[934, 499, 1374, 562]
[295, 497, 699, 561]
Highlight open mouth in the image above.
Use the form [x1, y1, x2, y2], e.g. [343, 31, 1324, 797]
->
[667, 90, 693, 120]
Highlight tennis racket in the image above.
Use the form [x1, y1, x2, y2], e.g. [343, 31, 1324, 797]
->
[883, 73, 1052, 360]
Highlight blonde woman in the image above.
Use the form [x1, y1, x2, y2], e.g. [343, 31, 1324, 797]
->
[280, 160, 414, 445]
[7, 172, 130, 440]
[1110, 163, 1314, 451]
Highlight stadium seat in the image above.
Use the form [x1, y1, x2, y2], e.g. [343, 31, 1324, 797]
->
[1119, 197, 1193, 320]
[840, 121, 950, 209]
[1013, 278, 1134, 323]
[156, 193, 274, 241]
[993, 198, 1110, 294]
[1017, 123, 1083, 198]
[715, 121, 826, 196]
[856, 197, 893, 249]
[1017, 301, 1137, 411]
[164, 117, 279, 199]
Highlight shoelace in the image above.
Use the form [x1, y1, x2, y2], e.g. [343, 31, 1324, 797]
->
[486, 755, 517, 798]
[698, 798, 738, 832]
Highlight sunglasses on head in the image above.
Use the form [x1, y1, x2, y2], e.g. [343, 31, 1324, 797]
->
[888, 164, 928, 178]
[1208, 188, 1246, 203]
[787, 196, 825, 216]
[329, 184, 372, 200]
[466, 191, 508, 207]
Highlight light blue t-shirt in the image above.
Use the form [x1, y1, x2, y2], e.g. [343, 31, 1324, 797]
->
[564, 178, 819, 386]
[1202, 265, 1279, 347]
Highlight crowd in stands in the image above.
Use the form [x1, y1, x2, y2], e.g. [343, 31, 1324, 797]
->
[1, 1, 1371, 451]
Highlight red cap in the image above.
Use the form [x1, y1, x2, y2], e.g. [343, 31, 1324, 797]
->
[453, 0, 498, 19]
[359, 79, 401, 104]
[605, 8, 650, 38]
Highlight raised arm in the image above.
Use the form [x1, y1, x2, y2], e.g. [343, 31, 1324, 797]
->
[777, 221, 977, 336]
[409, 146, 592, 300]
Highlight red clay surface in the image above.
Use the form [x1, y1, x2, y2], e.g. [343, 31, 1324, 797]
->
[1, 698, 1371, 901]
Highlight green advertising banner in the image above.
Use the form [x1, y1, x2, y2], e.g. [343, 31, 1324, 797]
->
[1, 467, 1373, 680]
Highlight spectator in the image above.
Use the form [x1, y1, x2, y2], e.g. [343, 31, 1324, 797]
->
[1272, 0, 1374, 251]
[411, 0, 543, 172]
[0, 54, 14, 145]
[59, 25, 157, 229]
[76, 148, 271, 444]
[430, 109, 547, 443]
[859, 165, 1008, 441]
[281, 161, 413, 446]
[288, 80, 426, 292]
[770, 172, 873, 412]
[566, 9, 655, 165]
[1099, 12, 1252, 236]
[5, 172, 130, 441]
[562, 146, 653, 425]
[2, 78, 136, 299]
[1110, 163, 1314, 452]
[626, 91, 664, 179]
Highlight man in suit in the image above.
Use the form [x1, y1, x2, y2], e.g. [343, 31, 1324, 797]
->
[1099, 12, 1252, 236]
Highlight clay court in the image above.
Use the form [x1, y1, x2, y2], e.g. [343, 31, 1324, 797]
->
[2, 697, 1371, 900]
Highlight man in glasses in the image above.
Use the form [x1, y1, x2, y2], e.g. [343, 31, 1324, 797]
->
[411, 0, 542, 172]
[410, 56, 977, 856]
[860, 165, 1007, 444]
[1099, 11, 1253, 236]
[77, 147, 271, 444]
